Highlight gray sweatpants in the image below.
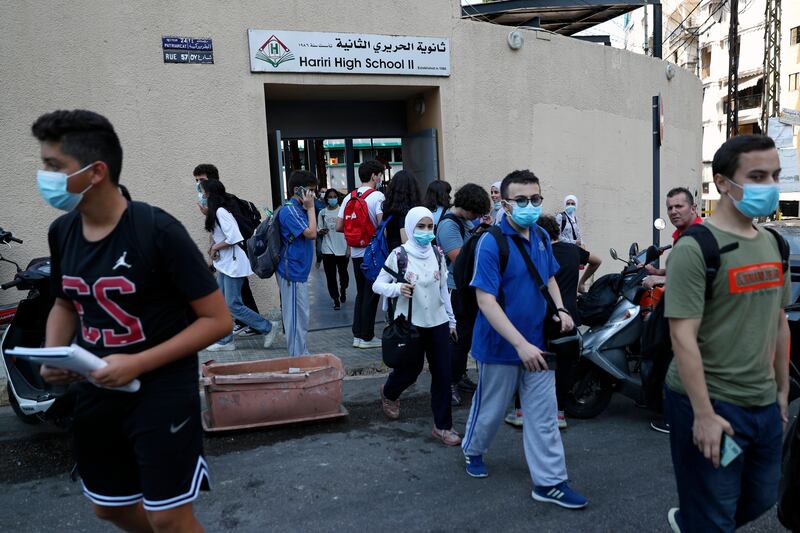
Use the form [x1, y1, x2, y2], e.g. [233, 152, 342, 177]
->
[276, 274, 310, 357]
[461, 362, 568, 487]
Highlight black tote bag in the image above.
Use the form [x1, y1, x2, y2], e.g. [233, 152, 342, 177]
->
[381, 265, 422, 369]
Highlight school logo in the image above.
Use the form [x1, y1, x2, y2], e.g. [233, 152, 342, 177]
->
[255, 35, 294, 67]
[727, 262, 783, 294]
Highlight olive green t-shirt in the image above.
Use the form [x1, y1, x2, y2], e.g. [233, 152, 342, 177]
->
[664, 222, 790, 407]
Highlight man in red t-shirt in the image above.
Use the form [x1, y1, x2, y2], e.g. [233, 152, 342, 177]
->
[643, 187, 702, 290]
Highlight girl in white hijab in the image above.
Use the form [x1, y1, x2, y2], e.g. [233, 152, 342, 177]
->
[555, 194, 581, 245]
[489, 181, 503, 224]
[372, 206, 460, 446]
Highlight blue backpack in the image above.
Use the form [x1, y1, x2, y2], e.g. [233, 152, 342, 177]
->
[361, 215, 393, 282]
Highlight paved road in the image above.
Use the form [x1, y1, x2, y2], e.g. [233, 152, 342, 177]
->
[0, 373, 788, 532]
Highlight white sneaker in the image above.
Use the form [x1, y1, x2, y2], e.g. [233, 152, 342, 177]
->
[263, 321, 280, 349]
[206, 342, 236, 352]
[353, 337, 362, 348]
[359, 338, 382, 349]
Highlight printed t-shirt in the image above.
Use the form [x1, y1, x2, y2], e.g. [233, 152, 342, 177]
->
[470, 218, 559, 365]
[48, 203, 218, 383]
[664, 222, 791, 407]
[277, 197, 314, 282]
[337, 186, 384, 258]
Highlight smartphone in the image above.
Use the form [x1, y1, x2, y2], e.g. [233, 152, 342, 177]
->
[296, 186, 307, 199]
[720, 434, 742, 467]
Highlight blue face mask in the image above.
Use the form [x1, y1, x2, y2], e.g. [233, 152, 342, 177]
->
[493, 201, 501, 210]
[327, 198, 338, 207]
[727, 179, 780, 218]
[565, 205, 577, 216]
[199, 195, 208, 208]
[37, 164, 94, 211]
[413, 230, 436, 246]
[195, 181, 202, 193]
[510, 204, 542, 228]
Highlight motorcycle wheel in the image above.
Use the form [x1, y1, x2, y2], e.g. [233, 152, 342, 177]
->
[562, 360, 614, 419]
[8, 388, 42, 425]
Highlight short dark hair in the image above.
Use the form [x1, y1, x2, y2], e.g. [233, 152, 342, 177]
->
[537, 215, 560, 241]
[666, 187, 694, 206]
[453, 183, 491, 215]
[424, 180, 452, 211]
[193, 164, 219, 180]
[358, 160, 385, 183]
[323, 188, 340, 200]
[500, 169, 540, 198]
[31, 110, 123, 184]
[287, 170, 318, 197]
[712, 135, 776, 178]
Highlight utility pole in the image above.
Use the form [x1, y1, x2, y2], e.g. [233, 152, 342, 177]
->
[726, 0, 740, 139]
[761, 0, 781, 134]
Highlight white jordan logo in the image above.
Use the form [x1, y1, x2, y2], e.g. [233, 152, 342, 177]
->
[113, 251, 132, 270]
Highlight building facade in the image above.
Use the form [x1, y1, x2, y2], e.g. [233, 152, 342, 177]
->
[0, 0, 702, 308]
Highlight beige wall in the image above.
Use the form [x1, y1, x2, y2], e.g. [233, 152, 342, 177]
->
[0, 0, 701, 307]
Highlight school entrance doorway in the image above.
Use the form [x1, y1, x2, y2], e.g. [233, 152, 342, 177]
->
[264, 84, 443, 330]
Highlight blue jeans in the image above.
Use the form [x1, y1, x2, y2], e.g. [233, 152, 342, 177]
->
[217, 272, 270, 345]
[664, 387, 782, 533]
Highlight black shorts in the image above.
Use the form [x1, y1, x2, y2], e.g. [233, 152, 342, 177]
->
[72, 377, 209, 512]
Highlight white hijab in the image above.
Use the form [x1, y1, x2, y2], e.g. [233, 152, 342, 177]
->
[564, 194, 578, 209]
[491, 181, 502, 193]
[402, 206, 435, 260]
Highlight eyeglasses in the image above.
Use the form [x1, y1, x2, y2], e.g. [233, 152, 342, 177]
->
[504, 195, 543, 208]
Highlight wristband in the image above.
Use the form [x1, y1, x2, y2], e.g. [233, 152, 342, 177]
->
[557, 308, 571, 316]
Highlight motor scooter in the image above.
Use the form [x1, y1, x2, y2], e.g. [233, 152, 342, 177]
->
[563, 225, 670, 419]
[0, 227, 74, 426]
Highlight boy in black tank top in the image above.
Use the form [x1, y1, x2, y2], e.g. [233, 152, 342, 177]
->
[34, 110, 232, 532]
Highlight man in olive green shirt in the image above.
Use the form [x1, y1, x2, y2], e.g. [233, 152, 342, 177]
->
[663, 135, 790, 533]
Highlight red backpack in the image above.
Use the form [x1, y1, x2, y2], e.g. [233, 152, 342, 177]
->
[342, 189, 377, 247]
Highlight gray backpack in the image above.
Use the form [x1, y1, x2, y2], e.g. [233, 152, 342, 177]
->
[247, 205, 291, 278]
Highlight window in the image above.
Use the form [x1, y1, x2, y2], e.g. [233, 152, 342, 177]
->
[701, 47, 711, 79]
[792, 26, 800, 46]
[790, 73, 800, 92]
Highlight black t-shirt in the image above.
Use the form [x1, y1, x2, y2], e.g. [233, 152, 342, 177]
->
[384, 210, 408, 251]
[552, 242, 590, 326]
[48, 203, 219, 383]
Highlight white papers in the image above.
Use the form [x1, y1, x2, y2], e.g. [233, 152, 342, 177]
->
[6, 344, 140, 393]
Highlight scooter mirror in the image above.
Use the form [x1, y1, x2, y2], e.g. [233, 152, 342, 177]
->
[629, 243, 639, 258]
[645, 245, 659, 264]
[609, 248, 618, 261]
[654, 218, 667, 231]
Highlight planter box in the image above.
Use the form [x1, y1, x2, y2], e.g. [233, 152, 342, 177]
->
[201, 354, 347, 432]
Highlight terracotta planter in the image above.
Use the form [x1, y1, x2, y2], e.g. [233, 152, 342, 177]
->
[201, 354, 347, 432]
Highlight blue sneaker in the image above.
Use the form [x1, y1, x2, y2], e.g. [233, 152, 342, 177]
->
[532, 482, 588, 509]
[465, 455, 488, 478]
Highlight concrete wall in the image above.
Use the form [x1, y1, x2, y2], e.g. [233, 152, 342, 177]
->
[0, 0, 701, 308]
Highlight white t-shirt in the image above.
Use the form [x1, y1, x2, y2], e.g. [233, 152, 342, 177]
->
[212, 207, 254, 278]
[318, 207, 347, 256]
[337, 186, 384, 258]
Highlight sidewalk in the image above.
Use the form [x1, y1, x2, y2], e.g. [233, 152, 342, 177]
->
[200, 324, 388, 376]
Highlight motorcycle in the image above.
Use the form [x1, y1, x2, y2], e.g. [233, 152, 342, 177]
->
[563, 230, 670, 419]
[0, 227, 74, 426]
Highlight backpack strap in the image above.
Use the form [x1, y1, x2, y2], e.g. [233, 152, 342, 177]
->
[762, 226, 790, 274]
[440, 212, 466, 239]
[680, 224, 737, 300]
[560, 212, 567, 233]
[358, 188, 375, 201]
[485, 225, 510, 275]
[128, 201, 158, 273]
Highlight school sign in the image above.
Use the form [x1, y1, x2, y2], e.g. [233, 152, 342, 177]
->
[247, 30, 450, 76]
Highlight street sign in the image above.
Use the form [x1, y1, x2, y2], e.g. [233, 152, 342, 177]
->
[162, 36, 213, 64]
[780, 108, 800, 126]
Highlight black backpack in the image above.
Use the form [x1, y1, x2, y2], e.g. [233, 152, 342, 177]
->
[451, 225, 510, 318]
[577, 273, 623, 327]
[639, 224, 790, 410]
[230, 195, 262, 243]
